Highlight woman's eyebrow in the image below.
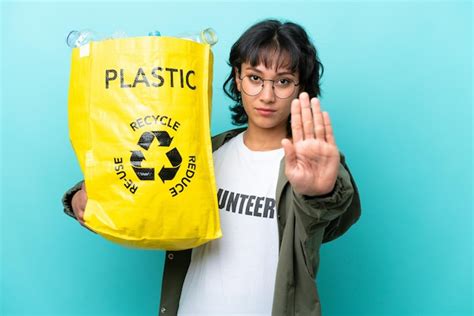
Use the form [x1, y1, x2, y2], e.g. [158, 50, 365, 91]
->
[243, 66, 263, 73]
[276, 71, 296, 76]
[243, 66, 296, 77]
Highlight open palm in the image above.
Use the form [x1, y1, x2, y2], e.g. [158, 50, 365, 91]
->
[282, 93, 340, 196]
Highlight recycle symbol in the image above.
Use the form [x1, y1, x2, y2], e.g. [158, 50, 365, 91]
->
[130, 131, 182, 182]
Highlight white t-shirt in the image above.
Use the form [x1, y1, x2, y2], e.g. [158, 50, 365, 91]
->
[178, 132, 284, 316]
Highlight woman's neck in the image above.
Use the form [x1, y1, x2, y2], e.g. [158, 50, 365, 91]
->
[243, 125, 287, 151]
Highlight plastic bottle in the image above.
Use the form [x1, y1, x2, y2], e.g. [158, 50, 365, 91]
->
[176, 28, 218, 46]
[66, 30, 127, 48]
[149, 28, 218, 46]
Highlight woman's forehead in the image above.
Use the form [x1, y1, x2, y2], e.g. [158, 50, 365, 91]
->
[245, 48, 297, 73]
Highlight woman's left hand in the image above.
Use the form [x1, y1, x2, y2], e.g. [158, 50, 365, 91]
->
[282, 92, 340, 197]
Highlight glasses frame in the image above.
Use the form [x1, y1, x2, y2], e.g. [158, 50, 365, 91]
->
[238, 75, 300, 99]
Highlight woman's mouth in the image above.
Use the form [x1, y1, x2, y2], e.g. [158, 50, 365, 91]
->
[255, 108, 276, 116]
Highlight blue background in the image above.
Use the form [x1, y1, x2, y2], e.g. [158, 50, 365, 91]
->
[1, 1, 472, 315]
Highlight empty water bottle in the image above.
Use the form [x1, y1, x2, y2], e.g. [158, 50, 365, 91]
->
[66, 29, 128, 48]
[176, 28, 218, 46]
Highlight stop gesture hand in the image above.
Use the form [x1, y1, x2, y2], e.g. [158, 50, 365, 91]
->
[281, 92, 340, 197]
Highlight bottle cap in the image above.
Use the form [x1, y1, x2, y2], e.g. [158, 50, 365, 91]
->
[66, 30, 80, 48]
[200, 28, 218, 46]
[148, 30, 161, 36]
[66, 30, 94, 47]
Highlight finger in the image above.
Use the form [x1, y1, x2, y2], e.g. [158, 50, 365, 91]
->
[77, 209, 85, 222]
[281, 138, 297, 170]
[311, 98, 326, 141]
[323, 111, 336, 145]
[78, 188, 88, 207]
[291, 98, 303, 142]
[81, 181, 87, 194]
[300, 92, 314, 140]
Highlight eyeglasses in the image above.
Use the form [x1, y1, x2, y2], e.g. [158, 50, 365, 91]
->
[238, 75, 300, 99]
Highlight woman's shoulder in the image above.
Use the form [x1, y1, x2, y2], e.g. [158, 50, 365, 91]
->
[211, 127, 247, 151]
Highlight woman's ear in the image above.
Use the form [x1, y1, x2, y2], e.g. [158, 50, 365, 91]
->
[234, 67, 241, 92]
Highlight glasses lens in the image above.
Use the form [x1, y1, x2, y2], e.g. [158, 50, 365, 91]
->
[241, 76, 262, 96]
[274, 84, 295, 99]
[241, 76, 296, 99]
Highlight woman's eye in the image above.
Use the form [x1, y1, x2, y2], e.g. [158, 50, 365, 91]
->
[249, 75, 261, 82]
[277, 78, 291, 86]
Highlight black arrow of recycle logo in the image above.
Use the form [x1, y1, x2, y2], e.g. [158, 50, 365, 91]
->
[130, 131, 182, 182]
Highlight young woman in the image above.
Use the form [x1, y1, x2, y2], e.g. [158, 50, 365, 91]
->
[64, 19, 361, 316]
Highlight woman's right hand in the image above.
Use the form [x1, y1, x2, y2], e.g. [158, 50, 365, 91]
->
[71, 182, 88, 227]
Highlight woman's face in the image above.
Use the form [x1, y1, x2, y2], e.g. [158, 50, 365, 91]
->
[235, 61, 300, 135]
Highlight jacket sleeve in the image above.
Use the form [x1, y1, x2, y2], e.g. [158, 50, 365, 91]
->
[61, 180, 84, 219]
[321, 157, 361, 243]
[292, 153, 361, 241]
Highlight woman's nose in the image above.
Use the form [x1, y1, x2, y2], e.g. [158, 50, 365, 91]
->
[259, 81, 276, 103]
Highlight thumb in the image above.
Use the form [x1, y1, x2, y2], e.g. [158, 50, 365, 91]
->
[81, 181, 87, 194]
